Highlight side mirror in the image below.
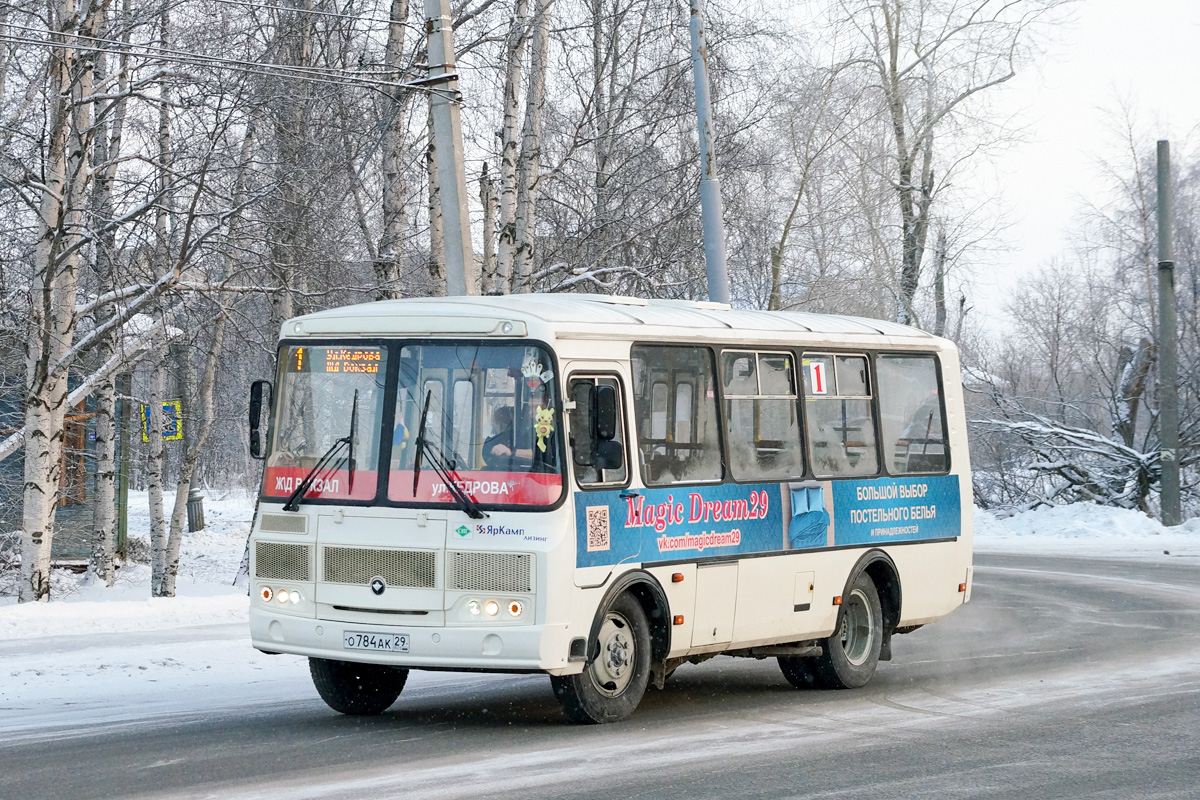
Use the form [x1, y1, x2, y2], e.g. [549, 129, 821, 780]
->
[594, 384, 619, 441]
[249, 379, 272, 460]
[595, 439, 624, 472]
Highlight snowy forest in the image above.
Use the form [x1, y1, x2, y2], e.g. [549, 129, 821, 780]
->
[1, 0, 1196, 603]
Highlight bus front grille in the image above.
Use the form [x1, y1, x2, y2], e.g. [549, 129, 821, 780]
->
[449, 551, 532, 593]
[323, 546, 437, 588]
[257, 513, 308, 534]
[255, 541, 312, 582]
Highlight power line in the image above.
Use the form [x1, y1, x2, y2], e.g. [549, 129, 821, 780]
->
[0, 0, 414, 30]
[199, 0, 420, 31]
[0, 24, 451, 95]
[0, 33, 406, 93]
[3, 21, 397, 80]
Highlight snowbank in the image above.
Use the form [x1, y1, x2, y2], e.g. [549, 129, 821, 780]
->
[974, 503, 1200, 559]
[0, 490, 296, 735]
[0, 587, 248, 639]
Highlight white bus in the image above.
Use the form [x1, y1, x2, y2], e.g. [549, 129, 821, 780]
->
[247, 294, 973, 723]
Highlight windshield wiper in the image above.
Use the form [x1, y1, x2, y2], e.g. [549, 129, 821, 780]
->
[411, 390, 486, 519]
[423, 440, 486, 519]
[282, 436, 348, 512]
[346, 390, 359, 490]
[283, 390, 358, 512]
[413, 389, 432, 495]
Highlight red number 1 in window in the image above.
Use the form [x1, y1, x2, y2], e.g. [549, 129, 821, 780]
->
[810, 361, 827, 395]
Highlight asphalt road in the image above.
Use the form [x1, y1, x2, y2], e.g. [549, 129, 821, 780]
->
[3, 553, 1198, 800]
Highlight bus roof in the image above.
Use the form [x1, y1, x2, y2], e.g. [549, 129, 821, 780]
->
[282, 294, 942, 345]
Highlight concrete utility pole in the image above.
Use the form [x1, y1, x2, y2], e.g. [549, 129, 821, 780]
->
[688, 0, 730, 305]
[424, 0, 476, 296]
[1156, 140, 1180, 526]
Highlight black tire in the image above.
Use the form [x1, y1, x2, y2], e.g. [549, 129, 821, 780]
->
[811, 572, 883, 689]
[309, 658, 408, 715]
[550, 593, 651, 724]
[777, 654, 819, 689]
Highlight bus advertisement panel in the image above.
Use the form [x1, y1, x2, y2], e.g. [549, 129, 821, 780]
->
[573, 475, 962, 568]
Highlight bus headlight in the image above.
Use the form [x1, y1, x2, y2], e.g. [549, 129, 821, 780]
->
[483, 599, 500, 617]
[259, 586, 273, 602]
[467, 599, 481, 616]
[507, 600, 524, 618]
[278, 589, 291, 604]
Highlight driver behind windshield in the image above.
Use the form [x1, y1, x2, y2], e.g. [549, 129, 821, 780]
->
[482, 400, 557, 472]
[483, 405, 524, 466]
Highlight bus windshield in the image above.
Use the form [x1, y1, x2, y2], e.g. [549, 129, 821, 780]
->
[262, 341, 562, 508]
[388, 343, 562, 508]
[263, 344, 387, 502]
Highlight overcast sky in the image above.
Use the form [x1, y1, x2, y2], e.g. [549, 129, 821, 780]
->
[977, 0, 1200, 327]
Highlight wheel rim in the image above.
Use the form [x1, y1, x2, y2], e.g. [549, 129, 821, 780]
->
[589, 611, 635, 697]
[839, 587, 875, 667]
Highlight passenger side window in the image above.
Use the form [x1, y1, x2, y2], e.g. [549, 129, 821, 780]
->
[802, 354, 879, 478]
[877, 354, 948, 474]
[720, 351, 804, 481]
[631, 346, 722, 485]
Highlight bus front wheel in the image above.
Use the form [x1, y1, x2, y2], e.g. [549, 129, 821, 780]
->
[777, 654, 819, 689]
[550, 593, 651, 723]
[814, 572, 883, 689]
[309, 657, 408, 715]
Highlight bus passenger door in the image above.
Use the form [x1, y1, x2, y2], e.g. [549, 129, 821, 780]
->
[691, 562, 738, 647]
[566, 365, 637, 588]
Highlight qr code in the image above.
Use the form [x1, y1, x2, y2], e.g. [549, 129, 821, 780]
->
[585, 506, 611, 552]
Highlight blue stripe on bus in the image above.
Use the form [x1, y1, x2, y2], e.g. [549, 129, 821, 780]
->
[574, 475, 961, 569]
[830, 474, 961, 546]
[574, 483, 786, 568]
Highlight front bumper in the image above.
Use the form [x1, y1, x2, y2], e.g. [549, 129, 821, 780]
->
[250, 607, 574, 672]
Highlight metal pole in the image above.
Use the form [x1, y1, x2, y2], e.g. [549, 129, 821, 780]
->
[424, 0, 476, 296]
[688, 0, 730, 304]
[1156, 140, 1180, 526]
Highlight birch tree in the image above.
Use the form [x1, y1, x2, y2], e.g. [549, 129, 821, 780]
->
[87, 0, 132, 586]
[158, 313, 226, 597]
[265, 0, 317, 325]
[837, 0, 1066, 325]
[517, 0, 709, 295]
[968, 135, 1200, 513]
[479, 163, 497, 288]
[19, 0, 108, 602]
[510, 0, 553, 292]
[376, 0, 413, 301]
[491, 0, 530, 293]
[146, 345, 168, 592]
[765, 62, 863, 311]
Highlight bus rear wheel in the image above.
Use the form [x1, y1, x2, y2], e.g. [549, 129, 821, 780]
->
[550, 593, 651, 723]
[811, 572, 883, 689]
[309, 657, 408, 715]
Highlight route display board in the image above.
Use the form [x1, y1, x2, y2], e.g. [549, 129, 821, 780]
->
[286, 346, 382, 375]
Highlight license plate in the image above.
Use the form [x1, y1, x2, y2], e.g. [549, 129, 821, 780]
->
[343, 631, 409, 652]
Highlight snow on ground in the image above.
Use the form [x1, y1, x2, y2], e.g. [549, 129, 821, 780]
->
[974, 503, 1200, 560]
[1, 495, 1197, 739]
[0, 491, 292, 738]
